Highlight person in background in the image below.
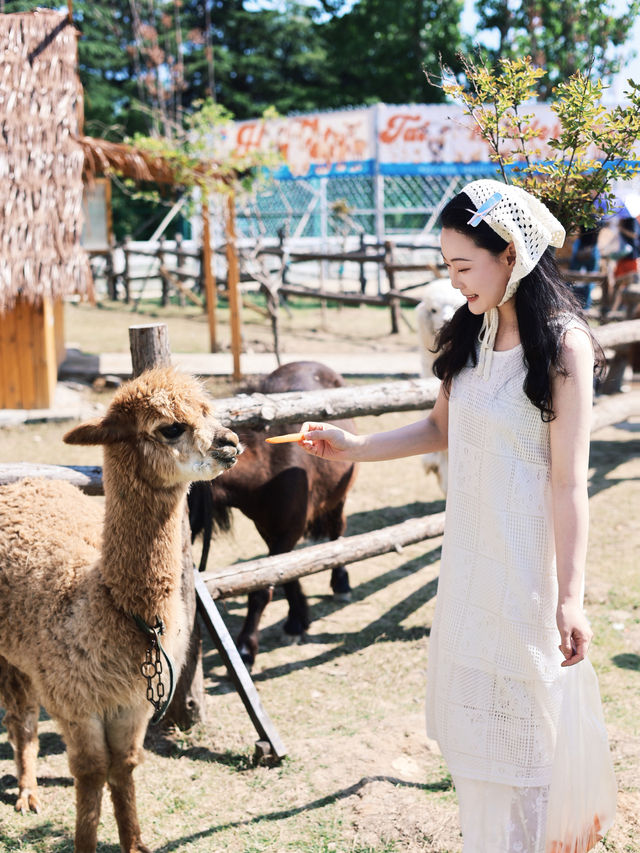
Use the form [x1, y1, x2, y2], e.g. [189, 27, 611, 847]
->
[609, 214, 640, 313]
[568, 224, 601, 309]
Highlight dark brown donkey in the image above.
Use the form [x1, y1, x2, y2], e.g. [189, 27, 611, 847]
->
[188, 361, 357, 666]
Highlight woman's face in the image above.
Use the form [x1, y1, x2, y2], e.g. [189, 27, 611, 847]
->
[440, 228, 516, 315]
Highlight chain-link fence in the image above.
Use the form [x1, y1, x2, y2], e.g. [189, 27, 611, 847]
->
[236, 168, 497, 244]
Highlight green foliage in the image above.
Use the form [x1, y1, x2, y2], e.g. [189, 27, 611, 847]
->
[473, 0, 640, 101]
[129, 98, 279, 211]
[440, 55, 640, 232]
[321, 0, 465, 107]
[197, 0, 337, 119]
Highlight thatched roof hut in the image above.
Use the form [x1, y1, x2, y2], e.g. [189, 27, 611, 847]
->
[0, 8, 91, 315]
[78, 136, 178, 186]
[0, 8, 241, 406]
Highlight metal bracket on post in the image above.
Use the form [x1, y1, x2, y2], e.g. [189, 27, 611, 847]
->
[194, 571, 287, 762]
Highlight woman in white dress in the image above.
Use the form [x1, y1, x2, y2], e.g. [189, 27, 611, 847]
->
[299, 180, 611, 852]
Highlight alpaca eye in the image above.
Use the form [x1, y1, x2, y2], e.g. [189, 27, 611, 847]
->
[158, 423, 186, 440]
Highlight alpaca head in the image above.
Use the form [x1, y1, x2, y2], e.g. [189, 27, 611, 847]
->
[64, 367, 240, 487]
[417, 278, 467, 340]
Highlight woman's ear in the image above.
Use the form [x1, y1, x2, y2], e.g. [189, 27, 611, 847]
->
[503, 241, 517, 268]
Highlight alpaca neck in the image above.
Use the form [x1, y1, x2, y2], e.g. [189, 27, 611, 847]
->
[100, 449, 187, 624]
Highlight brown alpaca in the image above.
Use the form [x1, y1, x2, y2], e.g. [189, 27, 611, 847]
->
[0, 367, 239, 853]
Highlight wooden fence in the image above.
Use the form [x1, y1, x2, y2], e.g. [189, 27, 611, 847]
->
[96, 233, 640, 354]
[2, 318, 639, 600]
[96, 233, 446, 334]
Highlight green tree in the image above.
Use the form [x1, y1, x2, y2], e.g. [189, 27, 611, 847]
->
[320, 0, 465, 106]
[474, 0, 640, 100]
[439, 55, 640, 233]
[179, 0, 336, 119]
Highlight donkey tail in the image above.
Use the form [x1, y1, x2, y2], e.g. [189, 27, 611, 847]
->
[187, 482, 233, 572]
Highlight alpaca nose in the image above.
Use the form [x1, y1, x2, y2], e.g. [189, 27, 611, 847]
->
[213, 428, 240, 458]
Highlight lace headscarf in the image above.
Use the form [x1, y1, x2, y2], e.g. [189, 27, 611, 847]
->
[461, 180, 566, 379]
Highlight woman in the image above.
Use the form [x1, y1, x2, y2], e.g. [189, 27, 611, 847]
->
[298, 180, 610, 852]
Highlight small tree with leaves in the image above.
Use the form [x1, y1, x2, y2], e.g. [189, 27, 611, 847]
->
[435, 54, 640, 234]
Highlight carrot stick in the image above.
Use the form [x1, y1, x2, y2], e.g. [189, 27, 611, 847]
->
[265, 432, 305, 444]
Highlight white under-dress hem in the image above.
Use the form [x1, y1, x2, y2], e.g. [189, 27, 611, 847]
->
[452, 773, 549, 853]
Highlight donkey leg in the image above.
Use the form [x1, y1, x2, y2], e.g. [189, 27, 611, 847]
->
[60, 715, 109, 853]
[330, 565, 351, 601]
[326, 502, 352, 601]
[236, 586, 274, 667]
[105, 707, 151, 853]
[0, 658, 41, 814]
[282, 580, 310, 638]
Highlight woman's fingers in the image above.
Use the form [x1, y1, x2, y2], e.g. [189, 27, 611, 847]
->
[559, 630, 592, 667]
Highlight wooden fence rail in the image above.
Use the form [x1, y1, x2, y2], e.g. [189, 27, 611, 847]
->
[108, 235, 443, 329]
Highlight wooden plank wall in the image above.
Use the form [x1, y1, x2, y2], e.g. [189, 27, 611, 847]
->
[0, 296, 58, 409]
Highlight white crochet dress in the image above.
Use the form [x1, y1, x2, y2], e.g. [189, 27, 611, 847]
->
[426, 340, 571, 852]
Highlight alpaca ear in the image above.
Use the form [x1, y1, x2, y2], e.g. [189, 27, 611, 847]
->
[63, 415, 133, 446]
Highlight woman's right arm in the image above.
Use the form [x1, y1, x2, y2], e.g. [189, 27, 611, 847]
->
[300, 383, 449, 463]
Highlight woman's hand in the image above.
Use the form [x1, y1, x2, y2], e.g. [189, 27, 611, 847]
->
[300, 422, 362, 462]
[556, 600, 593, 667]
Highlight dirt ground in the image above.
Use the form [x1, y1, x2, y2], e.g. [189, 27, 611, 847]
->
[0, 300, 638, 853]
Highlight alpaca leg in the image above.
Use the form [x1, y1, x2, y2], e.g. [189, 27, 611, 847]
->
[236, 586, 274, 666]
[60, 716, 109, 853]
[106, 708, 151, 853]
[0, 658, 41, 814]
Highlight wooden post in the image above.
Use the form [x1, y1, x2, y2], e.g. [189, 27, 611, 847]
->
[174, 232, 186, 308]
[128, 323, 172, 374]
[195, 573, 287, 760]
[385, 240, 401, 334]
[128, 322, 204, 729]
[225, 192, 243, 381]
[53, 297, 66, 367]
[201, 195, 217, 352]
[123, 236, 132, 303]
[158, 238, 170, 307]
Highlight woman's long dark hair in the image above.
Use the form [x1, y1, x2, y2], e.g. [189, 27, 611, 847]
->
[432, 191, 605, 421]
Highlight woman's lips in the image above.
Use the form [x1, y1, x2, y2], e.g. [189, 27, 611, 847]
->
[466, 294, 479, 303]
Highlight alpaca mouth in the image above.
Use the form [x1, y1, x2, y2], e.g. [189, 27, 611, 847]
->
[213, 447, 241, 468]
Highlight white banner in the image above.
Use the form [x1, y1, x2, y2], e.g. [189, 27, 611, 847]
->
[233, 108, 374, 178]
[229, 102, 634, 178]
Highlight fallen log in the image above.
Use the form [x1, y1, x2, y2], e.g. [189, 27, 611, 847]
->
[201, 512, 447, 599]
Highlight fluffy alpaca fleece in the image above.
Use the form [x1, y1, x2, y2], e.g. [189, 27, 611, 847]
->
[416, 278, 465, 494]
[416, 277, 466, 378]
[0, 367, 239, 853]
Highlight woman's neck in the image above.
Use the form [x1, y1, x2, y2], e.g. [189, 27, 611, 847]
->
[494, 299, 520, 350]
